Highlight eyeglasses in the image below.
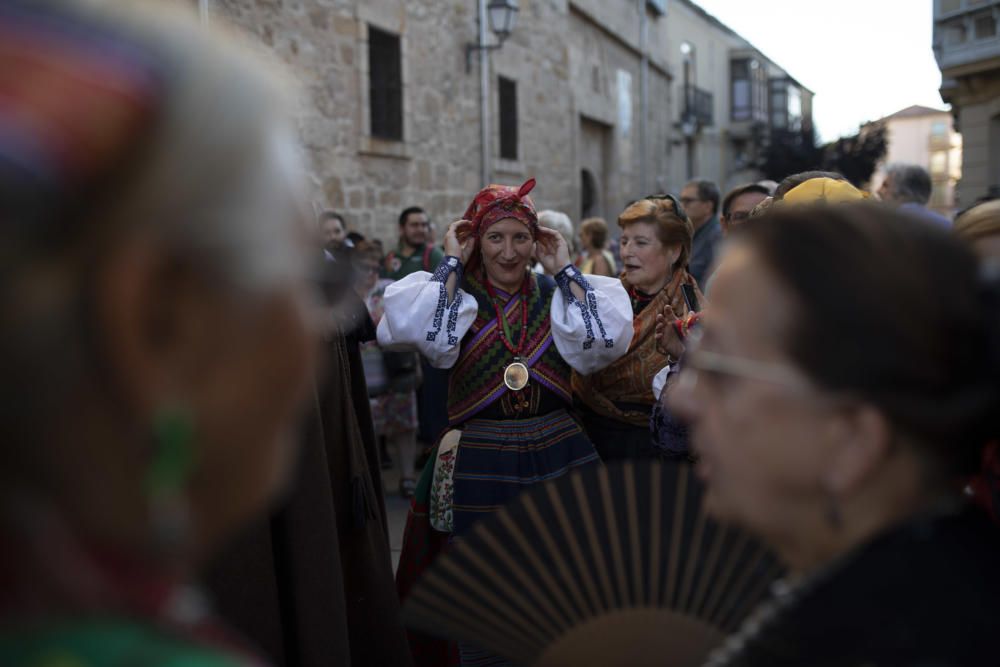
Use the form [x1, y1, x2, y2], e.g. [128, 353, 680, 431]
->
[678, 329, 813, 393]
[681, 349, 813, 391]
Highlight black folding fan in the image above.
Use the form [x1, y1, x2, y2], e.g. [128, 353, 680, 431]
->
[402, 460, 785, 666]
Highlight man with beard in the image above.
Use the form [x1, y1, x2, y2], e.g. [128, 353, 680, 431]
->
[319, 209, 349, 258]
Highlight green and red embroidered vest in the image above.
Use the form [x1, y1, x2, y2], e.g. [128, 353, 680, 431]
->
[447, 271, 573, 425]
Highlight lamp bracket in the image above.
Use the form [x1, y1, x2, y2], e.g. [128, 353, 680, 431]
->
[465, 36, 507, 74]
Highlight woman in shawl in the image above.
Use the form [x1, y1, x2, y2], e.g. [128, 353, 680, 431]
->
[380, 179, 632, 666]
[573, 195, 703, 461]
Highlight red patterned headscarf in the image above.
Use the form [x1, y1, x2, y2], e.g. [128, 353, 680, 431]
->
[463, 178, 538, 237]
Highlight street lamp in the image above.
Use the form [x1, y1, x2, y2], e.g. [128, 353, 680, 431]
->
[466, 0, 519, 72]
[487, 0, 519, 41]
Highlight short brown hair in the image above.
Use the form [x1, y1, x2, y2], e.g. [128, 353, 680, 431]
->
[617, 198, 693, 271]
[722, 183, 771, 217]
[579, 217, 609, 249]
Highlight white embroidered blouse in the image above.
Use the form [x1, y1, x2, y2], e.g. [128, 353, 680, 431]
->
[376, 258, 634, 376]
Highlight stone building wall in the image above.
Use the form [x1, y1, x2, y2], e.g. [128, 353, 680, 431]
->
[951, 80, 1000, 205]
[195, 0, 808, 243]
[205, 0, 677, 245]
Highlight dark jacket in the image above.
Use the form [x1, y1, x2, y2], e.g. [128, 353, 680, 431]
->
[716, 504, 1000, 666]
[203, 258, 412, 667]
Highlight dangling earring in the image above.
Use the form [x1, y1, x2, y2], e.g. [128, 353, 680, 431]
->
[146, 405, 196, 554]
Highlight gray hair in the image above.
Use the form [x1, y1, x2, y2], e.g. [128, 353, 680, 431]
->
[537, 210, 575, 249]
[884, 164, 933, 205]
[684, 179, 721, 214]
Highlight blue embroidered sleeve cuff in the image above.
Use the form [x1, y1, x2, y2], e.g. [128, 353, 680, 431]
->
[430, 255, 463, 284]
[554, 264, 592, 302]
[556, 264, 614, 351]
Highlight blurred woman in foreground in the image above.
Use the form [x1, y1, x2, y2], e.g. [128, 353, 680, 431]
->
[0, 2, 315, 664]
[672, 203, 1000, 665]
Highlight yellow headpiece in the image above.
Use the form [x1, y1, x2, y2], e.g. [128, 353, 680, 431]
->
[782, 178, 868, 204]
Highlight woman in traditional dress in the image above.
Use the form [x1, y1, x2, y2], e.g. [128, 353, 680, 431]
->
[383, 179, 632, 664]
[0, 2, 317, 665]
[573, 195, 702, 461]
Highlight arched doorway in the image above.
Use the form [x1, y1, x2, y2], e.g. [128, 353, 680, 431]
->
[579, 116, 611, 222]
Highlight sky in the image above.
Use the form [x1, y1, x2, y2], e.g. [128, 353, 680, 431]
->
[693, 0, 946, 142]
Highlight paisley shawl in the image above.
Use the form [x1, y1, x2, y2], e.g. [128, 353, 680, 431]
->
[572, 269, 701, 426]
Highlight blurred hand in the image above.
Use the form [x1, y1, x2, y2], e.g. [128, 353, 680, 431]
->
[444, 219, 475, 265]
[535, 227, 572, 274]
[654, 303, 685, 360]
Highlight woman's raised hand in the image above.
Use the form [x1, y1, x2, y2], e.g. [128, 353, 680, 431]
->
[535, 226, 572, 274]
[444, 219, 476, 265]
[654, 303, 686, 361]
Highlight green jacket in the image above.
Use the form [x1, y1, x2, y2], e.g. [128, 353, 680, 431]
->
[382, 243, 444, 281]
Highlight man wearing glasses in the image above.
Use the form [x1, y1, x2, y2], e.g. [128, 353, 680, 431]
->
[678, 179, 722, 290]
[720, 182, 771, 235]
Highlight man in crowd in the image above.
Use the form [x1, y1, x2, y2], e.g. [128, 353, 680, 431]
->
[384, 206, 444, 279]
[878, 163, 952, 227]
[679, 179, 722, 289]
[720, 182, 771, 236]
[319, 209, 349, 258]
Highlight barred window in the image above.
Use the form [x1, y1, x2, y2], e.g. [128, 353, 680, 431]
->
[499, 76, 518, 160]
[368, 26, 403, 141]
